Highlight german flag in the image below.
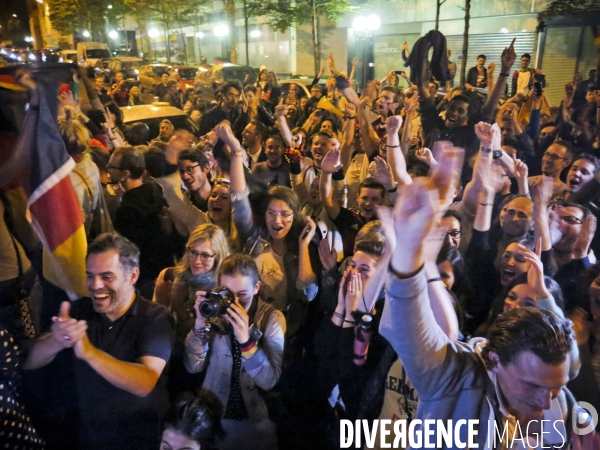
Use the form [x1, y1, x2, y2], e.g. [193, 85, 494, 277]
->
[14, 78, 87, 299]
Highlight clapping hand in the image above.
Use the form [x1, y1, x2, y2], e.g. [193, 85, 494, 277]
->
[51, 301, 87, 350]
[321, 148, 343, 174]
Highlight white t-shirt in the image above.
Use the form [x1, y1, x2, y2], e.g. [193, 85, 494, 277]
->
[345, 153, 371, 210]
[254, 247, 287, 311]
[371, 358, 419, 450]
[516, 71, 532, 95]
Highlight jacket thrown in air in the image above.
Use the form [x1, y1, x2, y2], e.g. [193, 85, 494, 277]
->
[184, 298, 286, 422]
[405, 30, 450, 84]
[379, 268, 577, 450]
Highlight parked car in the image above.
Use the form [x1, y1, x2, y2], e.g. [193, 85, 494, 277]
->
[278, 79, 312, 102]
[104, 57, 143, 85]
[170, 66, 198, 92]
[138, 64, 172, 93]
[194, 64, 256, 100]
[121, 104, 199, 138]
[60, 50, 78, 63]
[76, 42, 111, 67]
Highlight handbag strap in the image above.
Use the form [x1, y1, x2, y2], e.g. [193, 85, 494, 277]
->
[0, 192, 23, 279]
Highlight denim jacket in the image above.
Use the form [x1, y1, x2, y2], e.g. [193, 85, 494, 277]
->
[184, 299, 286, 423]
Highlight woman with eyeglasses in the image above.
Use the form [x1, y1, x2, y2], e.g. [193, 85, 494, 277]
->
[215, 122, 321, 338]
[153, 223, 230, 393]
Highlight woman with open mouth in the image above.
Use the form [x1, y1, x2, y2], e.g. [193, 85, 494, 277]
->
[217, 122, 321, 339]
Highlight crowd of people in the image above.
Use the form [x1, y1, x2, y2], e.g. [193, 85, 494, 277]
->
[1, 30, 600, 450]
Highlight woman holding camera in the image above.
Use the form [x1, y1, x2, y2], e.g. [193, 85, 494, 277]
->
[153, 224, 230, 394]
[184, 253, 285, 450]
[215, 123, 321, 338]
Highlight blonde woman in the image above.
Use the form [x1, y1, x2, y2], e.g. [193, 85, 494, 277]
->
[153, 223, 231, 381]
[128, 85, 144, 106]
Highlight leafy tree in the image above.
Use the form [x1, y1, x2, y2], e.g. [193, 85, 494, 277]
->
[46, 0, 111, 41]
[538, 0, 600, 20]
[250, 0, 363, 74]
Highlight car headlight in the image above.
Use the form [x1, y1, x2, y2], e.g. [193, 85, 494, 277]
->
[134, 69, 139, 74]
[28, 53, 36, 61]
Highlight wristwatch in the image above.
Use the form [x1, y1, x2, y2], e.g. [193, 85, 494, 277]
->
[492, 149, 503, 160]
[481, 147, 492, 154]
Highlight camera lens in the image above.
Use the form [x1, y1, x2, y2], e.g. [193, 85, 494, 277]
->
[199, 300, 219, 318]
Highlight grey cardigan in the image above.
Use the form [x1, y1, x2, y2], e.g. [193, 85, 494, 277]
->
[184, 299, 286, 422]
[379, 268, 574, 450]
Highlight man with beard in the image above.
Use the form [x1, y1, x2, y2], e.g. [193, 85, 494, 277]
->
[199, 81, 242, 136]
[527, 141, 573, 198]
[24, 233, 175, 449]
[251, 134, 291, 187]
[242, 121, 268, 169]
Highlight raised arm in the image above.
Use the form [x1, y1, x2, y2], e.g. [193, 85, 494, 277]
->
[274, 104, 294, 148]
[385, 115, 411, 186]
[319, 148, 343, 221]
[480, 38, 517, 120]
[462, 122, 502, 214]
[531, 176, 553, 253]
[401, 94, 419, 157]
[379, 147, 464, 396]
[423, 222, 460, 340]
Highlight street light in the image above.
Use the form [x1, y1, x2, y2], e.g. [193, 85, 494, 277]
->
[82, 30, 90, 38]
[195, 32, 204, 38]
[109, 30, 118, 40]
[107, 4, 112, 8]
[250, 30, 261, 38]
[12, 14, 17, 17]
[213, 24, 229, 37]
[365, 14, 381, 31]
[352, 14, 380, 90]
[148, 28, 159, 62]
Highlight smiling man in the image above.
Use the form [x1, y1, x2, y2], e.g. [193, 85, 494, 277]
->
[24, 233, 175, 449]
[178, 148, 212, 211]
[251, 134, 291, 187]
[528, 141, 573, 197]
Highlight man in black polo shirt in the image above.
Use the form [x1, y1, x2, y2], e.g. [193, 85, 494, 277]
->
[24, 233, 175, 449]
[320, 149, 385, 257]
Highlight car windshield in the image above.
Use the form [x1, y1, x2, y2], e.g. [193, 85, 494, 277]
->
[224, 68, 255, 84]
[177, 69, 197, 80]
[122, 61, 141, 70]
[87, 49, 111, 59]
[154, 67, 170, 77]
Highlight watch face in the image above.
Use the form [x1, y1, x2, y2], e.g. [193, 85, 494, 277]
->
[493, 150, 503, 160]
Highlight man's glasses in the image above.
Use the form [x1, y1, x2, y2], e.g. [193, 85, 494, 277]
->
[187, 248, 216, 261]
[542, 152, 567, 161]
[559, 215, 583, 225]
[179, 164, 200, 175]
[266, 210, 294, 219]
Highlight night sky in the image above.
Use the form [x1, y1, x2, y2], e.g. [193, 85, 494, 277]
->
[0, 0, 32, 45]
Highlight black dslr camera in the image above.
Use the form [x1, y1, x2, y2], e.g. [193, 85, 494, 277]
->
[199, 287, 234, 318]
